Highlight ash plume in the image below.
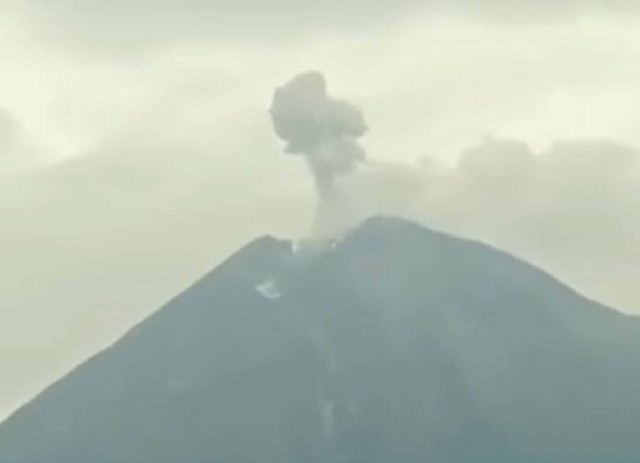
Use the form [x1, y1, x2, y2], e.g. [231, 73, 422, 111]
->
[270, 71, 367, 237]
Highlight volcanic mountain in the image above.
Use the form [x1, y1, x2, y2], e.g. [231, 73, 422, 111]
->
[0, 217, 639, 463]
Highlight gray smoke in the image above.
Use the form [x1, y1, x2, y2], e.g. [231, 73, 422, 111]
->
[270, 71, 367, 237]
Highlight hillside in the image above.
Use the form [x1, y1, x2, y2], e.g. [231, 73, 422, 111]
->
[0, 217, 639, 463]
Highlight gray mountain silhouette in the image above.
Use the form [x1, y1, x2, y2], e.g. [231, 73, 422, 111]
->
[0, 217, 639, 463]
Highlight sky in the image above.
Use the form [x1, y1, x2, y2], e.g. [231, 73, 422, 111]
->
[1, 0, 639, 418]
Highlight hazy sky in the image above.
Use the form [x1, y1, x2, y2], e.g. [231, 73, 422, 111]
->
[1, 0, 639, 418]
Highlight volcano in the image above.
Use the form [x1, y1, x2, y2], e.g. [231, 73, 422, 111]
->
[0, 217, 639, 463]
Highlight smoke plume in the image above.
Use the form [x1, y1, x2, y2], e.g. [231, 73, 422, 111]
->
[270, 71, 367, 237]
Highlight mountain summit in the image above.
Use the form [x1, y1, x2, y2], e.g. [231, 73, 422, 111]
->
[1, 217, 639, 463]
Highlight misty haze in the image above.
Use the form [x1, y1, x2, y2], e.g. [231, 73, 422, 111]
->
[1, 1, 639, 462]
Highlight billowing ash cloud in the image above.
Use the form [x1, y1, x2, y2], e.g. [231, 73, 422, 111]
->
[270, 72, 367, 237]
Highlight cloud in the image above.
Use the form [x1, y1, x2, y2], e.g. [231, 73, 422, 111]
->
[25, 0, 423, 51]
[21, 0, 640, 52]
[346, 136, 640, 312]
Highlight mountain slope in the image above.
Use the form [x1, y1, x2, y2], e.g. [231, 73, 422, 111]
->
[0, 217, 639, 463]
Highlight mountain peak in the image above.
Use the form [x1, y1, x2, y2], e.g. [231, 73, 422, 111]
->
[1, 218, 639, 463]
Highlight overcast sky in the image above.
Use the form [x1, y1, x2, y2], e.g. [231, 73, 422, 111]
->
[1, 0, 639, 418]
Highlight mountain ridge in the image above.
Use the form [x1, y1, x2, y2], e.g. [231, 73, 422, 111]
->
[1, 216, 639, 463]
